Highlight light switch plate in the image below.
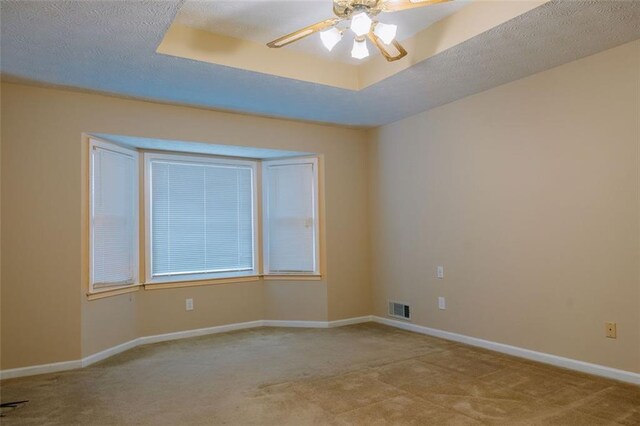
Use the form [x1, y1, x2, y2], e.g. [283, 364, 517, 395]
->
[437, 266, 444, 279]
[186, 298, 194, 311]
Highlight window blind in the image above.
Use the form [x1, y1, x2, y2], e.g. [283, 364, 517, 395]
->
[264, 160, 318, 274]
[91, 143, 138, 288]
[149, 158, 255, 279]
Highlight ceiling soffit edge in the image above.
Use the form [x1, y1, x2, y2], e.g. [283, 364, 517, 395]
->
[157, 0, 549, 91]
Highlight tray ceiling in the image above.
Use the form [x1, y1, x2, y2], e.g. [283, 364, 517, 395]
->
[175, 0, 469, 65]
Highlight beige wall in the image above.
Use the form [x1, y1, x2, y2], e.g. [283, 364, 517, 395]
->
[2, 86, 83, 368]
[369, 39, 640, 373]
[82, 292, 138, 358]
[0, 83, 3, 369]
[0, 83, 370, 369]
[137, 283, 264, 338]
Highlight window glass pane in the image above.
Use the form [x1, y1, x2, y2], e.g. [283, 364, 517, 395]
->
[150, 158, 254, 278]
[91, 144, 137, 287]
[204, 165, 254, 271]
[265, 162, 317, 273]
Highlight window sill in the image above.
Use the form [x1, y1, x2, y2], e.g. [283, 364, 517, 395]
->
[144, 275, 261, 290]
[141, 274, 322, 290]
[87, 284, 142, 300]
[263, 274, 322, 281]
[89, 274, 323, 295]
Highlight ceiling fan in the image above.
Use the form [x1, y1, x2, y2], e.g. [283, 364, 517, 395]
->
[267, 0, 451, 62]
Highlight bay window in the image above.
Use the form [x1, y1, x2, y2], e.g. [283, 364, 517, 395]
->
[88, 136, 320, 294]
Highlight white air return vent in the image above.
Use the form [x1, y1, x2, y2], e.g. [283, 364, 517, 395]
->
[388, 301, 411, 320]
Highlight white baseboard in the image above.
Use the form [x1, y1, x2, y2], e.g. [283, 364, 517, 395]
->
[372, 316, 640, 386]
[4, 315, 638, 385]
[328, 315, 373, 328]
[0, 317, 365, 380]
[0, 359, 82, 381]
[262, 320, 329, 328]
[81, 338, 140, 368]
[138, 320, 264, 345]
[79, 320, 266, 369]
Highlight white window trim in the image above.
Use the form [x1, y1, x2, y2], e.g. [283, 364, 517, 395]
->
[89, 138, 140, 293]
[144, 152, 259, 285]
[262, 156, 321, 276]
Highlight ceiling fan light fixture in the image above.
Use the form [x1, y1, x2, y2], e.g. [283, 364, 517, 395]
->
[320, 27, 343, 51]
[351, 37, 369, 60]
[266, 0, 448, 62]
[350, 11, 372, 37]
[374, 22, 397, 45]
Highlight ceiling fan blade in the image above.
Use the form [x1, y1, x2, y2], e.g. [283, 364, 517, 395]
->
[367, 32, 408, 62]
[381, 0, 452, 13]
[267, 18, 340, 48]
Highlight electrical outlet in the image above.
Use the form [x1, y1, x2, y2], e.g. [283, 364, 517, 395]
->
[438, 296, 446, 310]
[437, 266, 444, 279]
[605, 322, 617, 339]
[186, 298, 194, 311]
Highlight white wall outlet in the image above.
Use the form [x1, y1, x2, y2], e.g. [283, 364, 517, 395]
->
[185, 298, 194, 311]
[438, 296, 446, 310]
[437, 266, 444, 279]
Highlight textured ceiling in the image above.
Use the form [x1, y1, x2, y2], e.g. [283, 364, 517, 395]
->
[1, 1, 639, 127]
[175, 0, 468, 64]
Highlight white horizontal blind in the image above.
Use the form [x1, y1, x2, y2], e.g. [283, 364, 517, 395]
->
[149, 157, 255, 280]
[91, 142, 138, 288]
[264, 159, 318, 274]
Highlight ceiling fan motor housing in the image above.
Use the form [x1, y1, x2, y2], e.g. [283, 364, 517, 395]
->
[333, 0, 383, 18]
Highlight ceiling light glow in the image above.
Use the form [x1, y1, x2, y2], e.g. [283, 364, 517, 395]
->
[350, 12, 372, 37]
[374, 22, 397, 45]
[320, 27, 343, 51]
[351, 38, 369, 60]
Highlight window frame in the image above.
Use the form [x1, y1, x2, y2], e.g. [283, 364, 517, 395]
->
[144, 152, 259, 285]
[89, 138, 140, 294]
[262, 156, 321, 276]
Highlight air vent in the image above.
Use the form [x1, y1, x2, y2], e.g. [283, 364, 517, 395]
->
[388, 301, 410, 320]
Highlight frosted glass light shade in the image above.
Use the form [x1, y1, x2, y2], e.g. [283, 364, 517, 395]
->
[350, 12, 372, 37]
[320, 27, 342, 51]
[374, 22, 397, 45]
[351, 38, 369, 60]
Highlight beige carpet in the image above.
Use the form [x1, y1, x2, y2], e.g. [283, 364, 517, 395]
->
[0, 323, 638, 425]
